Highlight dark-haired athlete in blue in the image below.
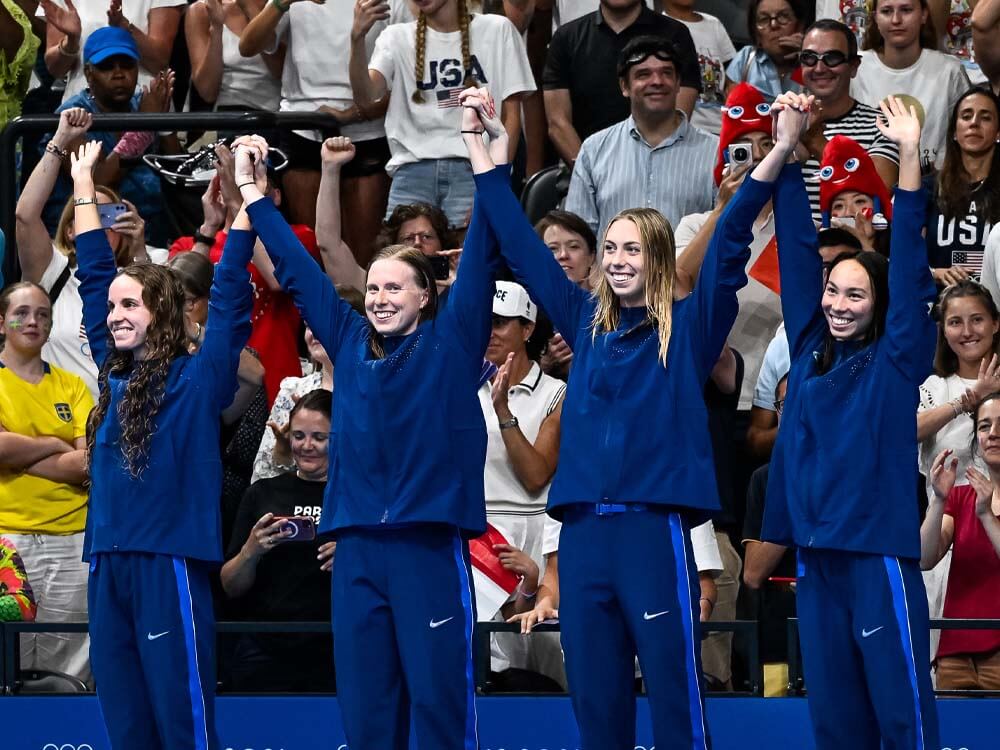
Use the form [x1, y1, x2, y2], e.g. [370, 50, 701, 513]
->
[763, 92, 940, 750]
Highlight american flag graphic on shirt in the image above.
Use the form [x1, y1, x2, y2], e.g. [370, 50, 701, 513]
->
[952, 250, 984, 277]
[436, 88, 463, 109]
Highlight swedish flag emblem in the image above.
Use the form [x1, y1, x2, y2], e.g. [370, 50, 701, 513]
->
[54, 403, 73, 423]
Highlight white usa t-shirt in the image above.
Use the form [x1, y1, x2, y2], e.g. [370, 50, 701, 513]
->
[369, 13, 535, 175]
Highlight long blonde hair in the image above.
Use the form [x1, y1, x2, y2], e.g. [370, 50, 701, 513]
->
[412, 0, 476, 104]
[590, 208, 676, 366]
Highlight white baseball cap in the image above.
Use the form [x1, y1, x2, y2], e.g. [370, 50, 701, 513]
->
[493, 281, 537, 322]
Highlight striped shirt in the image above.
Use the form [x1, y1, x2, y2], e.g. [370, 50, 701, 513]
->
[565, 113, 719, 236]
[803, 101, 899, 222]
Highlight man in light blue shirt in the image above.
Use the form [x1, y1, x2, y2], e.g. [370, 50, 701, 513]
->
[565, 35, 718, 236]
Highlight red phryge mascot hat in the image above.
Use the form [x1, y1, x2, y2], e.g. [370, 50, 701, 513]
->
[818, 134, 893, 227]
[715, 83, 773, 186]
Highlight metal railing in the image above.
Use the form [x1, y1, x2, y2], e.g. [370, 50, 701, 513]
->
[0, 111, 339, 282]
[6, 617, 1000, 698]
[0, 619, 759, 696]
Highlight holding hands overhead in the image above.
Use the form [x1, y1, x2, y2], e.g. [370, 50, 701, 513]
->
[459, 86, 509, 173]
[770, 91, 815, 153]
[233, 134, 270, 199]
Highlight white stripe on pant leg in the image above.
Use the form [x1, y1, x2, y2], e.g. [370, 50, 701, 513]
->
[451, 536, 479, 750]
[173, 558, 210, 750]
[668, 513, 709, 750]
[884, 556, 926, 750]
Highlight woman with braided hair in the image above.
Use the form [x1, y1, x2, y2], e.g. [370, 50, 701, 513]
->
[349, 0, 535, 227]
[69, 137, 256, 750]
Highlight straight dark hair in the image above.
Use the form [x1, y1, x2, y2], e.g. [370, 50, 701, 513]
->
[936, 87, 1000, 222]
[815, 250, 889, 375]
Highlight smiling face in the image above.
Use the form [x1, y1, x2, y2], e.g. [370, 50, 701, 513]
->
[955, 92, 1000, 158]
[290, 407, 330, 481]
[544, 224, 593, 286]
[800, 28, 857, 103]
[976, 397, 1000, 468]
[822, 259, 876, 340]
[365, 258, 430, 337]
[943, 294, 1000, 367]
[602, 218, 646, 308]
[621, 56, 680, 119]
[1, 286, 52, 355]
[107, 274, 153, 359]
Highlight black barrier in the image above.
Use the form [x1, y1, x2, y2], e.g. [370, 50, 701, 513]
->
[0, 111, 339, 283]
[1, 619, 755, 696]
[6, 618, 1000, 697]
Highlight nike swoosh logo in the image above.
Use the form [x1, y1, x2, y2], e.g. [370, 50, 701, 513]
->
[861, 626, 884, 638]
[147, 631, 169, 641]
[643, 610, 669, 620]
[429, 617, 454, 629]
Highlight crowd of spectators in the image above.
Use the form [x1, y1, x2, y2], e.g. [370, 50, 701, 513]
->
[1, 0, 1000, 698]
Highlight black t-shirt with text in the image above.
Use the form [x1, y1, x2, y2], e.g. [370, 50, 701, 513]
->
[225, 472, 330, 623]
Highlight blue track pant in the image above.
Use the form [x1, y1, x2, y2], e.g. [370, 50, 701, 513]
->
[558, 506, 710, 750]
[89, 552, 218, 750]
[797, 548, 939, 750]
[332, 525, 478, 750]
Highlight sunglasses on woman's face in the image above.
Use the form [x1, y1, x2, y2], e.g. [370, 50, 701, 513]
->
[798, 50, 851, 68]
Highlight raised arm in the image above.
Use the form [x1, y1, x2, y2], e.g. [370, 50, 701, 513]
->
[238, 0, 296, 56]
[686, 99, 808, 381]
[70, 141, 118, 368]
[349, 0, 390, 110]
[107, 3, 183, 74]
[761, 94, 827, 358]
[16, 109, 92, 283]
[462, 91, 588, 347]
[441, 91, 506, 356]
[921, 448, 957, 569]
[186, 0, 225, 103]
[237, 137, 365, 359]
[316, 138, 366, 292]
[878, 96, 936, 379]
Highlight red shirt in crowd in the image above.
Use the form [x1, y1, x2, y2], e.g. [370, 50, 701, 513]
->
[169, 226, 321, 406]
[938, 484, 1000, 659]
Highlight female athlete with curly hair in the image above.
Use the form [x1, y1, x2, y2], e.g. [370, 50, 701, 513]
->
[69, 138, 256, 750]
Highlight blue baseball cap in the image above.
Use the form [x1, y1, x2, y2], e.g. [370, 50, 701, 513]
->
[84, 27, 140, 65]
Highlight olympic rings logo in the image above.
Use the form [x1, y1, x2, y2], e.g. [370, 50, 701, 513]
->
[41, 744, 94, 750]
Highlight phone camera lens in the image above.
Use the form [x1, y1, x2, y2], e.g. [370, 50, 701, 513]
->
[733, 146, 750, 162]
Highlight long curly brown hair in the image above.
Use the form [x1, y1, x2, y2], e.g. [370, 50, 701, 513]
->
[85, 263, 190, 479]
